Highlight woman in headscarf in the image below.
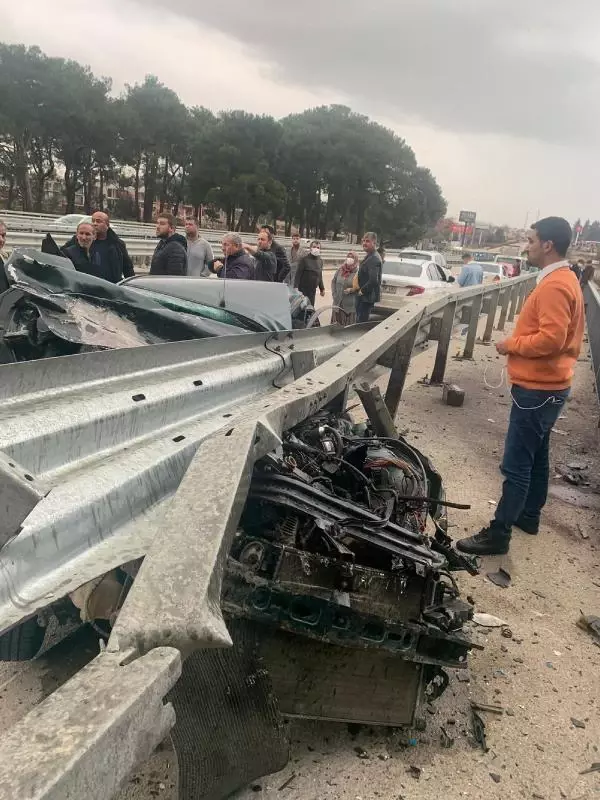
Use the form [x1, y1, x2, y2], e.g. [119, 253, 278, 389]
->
[330, 251, 359, 325]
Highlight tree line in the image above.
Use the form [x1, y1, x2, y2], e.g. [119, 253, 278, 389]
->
[0, 43, 447, 244]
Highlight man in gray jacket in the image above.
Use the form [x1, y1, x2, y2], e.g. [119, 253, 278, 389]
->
[185, 217, 214, 277]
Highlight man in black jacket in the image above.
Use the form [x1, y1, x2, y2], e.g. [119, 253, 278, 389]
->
[210, 233, 255, 279]
[244, 230, 277, 281]
[151, 213, 187, 276]
[91, 211, 135, 279]
[356, 231, 383, 322]
[294, 240, 325, 306]
[260, 224, 290, 283]
[62, 221, 98, 276]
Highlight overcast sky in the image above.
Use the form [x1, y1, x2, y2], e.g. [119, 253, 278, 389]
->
[3, 0, 600, 227]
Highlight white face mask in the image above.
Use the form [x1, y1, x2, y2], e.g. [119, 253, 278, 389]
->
[345, 257, 355, 266]
[310, 247, 320, 256]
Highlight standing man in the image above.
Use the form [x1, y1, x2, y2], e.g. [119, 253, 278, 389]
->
[356, 231, 382, 323]
[294, 240, 325, 306]
[210, 233, 255, 280]
[456, 252, 483, 287]
[62, 221, 97, 274]
[287, 232, 302, 285]
[185, 217, 214, 277]
[150, 213, 188, 276]
[457, 217, 584, 556]
[91, 210, 135, 281]
[0, 219, 6, 269]
[0, 220, 8, 293]
[244, 229, 277, 281]
[261, 224, 291, 283]
[580, 259, 595, 288]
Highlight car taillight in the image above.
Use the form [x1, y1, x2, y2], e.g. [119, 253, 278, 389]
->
[407, 286, 425, 296]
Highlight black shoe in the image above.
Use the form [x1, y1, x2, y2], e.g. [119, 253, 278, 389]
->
[456, 527, 510, 555]
[514, 516, 539, 535]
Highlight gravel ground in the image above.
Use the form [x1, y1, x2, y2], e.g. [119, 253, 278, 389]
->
[2, 317, 599, 800]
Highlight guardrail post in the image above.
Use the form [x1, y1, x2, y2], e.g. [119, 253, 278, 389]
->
[430, 301, 457, 384]
[291, 350, 317, 379]
[462, 294, 483, 359]
[482, 289, 500, 342]
[515, 281, 527, 314]
[384, 324, 420, 418]
[496, 287, 511, 331]
[507, 285, 519, 323]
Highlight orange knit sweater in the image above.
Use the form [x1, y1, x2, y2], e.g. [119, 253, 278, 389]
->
[505, 267, 585, 390]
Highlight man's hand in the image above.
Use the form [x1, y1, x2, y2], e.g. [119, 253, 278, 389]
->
[243, 243, 257, 254]
[213, 260, 224, 272]
[343, 287, 354, 295]
[320, 289, 325, 297]
[496, 339, 510, 355]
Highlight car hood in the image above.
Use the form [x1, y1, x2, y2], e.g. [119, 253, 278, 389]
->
[1, 249, 248, 357]
[122, 276, 293, 332]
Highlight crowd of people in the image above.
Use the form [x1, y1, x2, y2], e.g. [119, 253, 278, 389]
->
[0, 211, 385, 325]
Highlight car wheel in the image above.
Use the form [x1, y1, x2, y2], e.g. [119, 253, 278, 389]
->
[0, 617, 46, 661]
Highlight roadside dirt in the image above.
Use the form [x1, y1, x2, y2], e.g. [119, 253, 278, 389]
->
[2, 318, 599, 800]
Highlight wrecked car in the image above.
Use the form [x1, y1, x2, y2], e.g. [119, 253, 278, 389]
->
[0, 249, 320, 362]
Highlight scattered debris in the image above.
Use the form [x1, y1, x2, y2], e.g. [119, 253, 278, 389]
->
[578, 612, 600, 643]
[505, 708, 515, 717]
[580, 762, 600, 775]
[408, 765, 422, 780]
[443, 384, 465, 407]
[440, 727, 454, 748]
[489, 772, 501, 784]
[278, 773, 297, 791]
[486, 567, 512, 588]
[487, 418, 496, 424]
[471, 701, 504, 715]
[562, 471, 586, 486]
[456, 671, 471, 682]
[471, 708, 488, 752]
[567, 461, 588, 470]
[472, 612, 507, 628]
[532, 793, 546, 799]
[377, 753, 390, 761]
[354, 746, 370, 759]
[570, 717, 586, 729]
[552, 428, 568, 436]
[501, 627, 513, 639]
[251, 785, 263, 793]
[545, 662, 555, 670]
[577, 524, 590, 540]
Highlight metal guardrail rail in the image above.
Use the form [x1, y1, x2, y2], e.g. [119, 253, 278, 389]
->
[584, 281, 600, 419]
[0, 210, 466, 263]
[0, 273, 536, 799]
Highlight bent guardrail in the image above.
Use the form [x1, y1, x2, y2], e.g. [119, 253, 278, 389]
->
[0, 273, 536, 800]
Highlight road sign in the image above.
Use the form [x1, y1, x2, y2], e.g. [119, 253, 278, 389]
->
[459, 210, 477, 224]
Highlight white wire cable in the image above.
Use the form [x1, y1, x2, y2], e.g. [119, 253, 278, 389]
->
[482, 363, 562, 410]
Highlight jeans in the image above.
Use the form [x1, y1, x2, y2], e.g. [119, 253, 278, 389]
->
[494, 385, 570, 533]
[356, 298, 374, 323]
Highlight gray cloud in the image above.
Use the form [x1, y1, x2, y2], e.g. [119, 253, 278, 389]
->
[137, 0, 600, 146]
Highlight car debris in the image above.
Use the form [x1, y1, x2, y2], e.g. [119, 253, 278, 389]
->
[486, 567, 512, 588]
[577, 612, 600, 643]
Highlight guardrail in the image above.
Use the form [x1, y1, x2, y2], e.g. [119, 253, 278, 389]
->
[0, 210, 469, 262]
[584, 281, 600, 420]
[0, 273, 536, 800]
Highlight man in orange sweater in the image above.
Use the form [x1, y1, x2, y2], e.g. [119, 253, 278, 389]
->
[458, 217, 585, 555]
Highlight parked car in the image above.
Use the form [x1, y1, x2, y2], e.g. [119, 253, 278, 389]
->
[398, 248, 451, 279]
[478, 262, 507, 284]
[379, 258, 454, 307]
[47, 214, 93, 231]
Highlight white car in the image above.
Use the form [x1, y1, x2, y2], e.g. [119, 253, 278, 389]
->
[477, 262, 506, 284]
[399, 247, 450, 274]
[379, 258, 454, 304]
[48, 214, 92, 230]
